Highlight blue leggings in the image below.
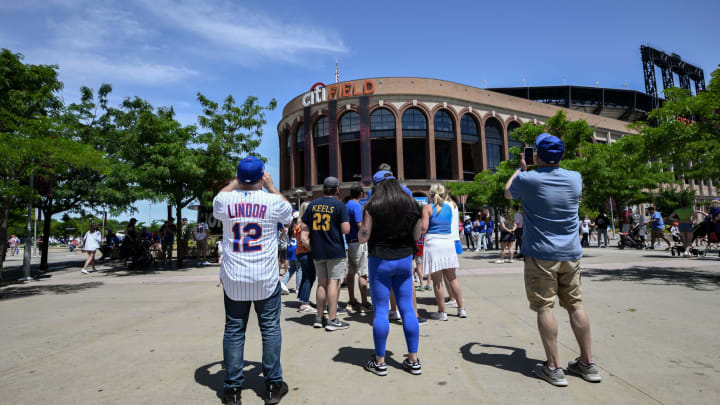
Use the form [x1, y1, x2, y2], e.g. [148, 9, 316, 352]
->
[368, 255, 419, 358]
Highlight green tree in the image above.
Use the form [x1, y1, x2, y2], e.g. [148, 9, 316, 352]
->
[0, 49, 103, 281]
[632, 66, 720, 181]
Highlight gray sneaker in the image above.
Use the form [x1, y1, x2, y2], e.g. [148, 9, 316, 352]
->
[533, 363, 568, 387]
[567, 358, 602, 382]
[325, 318, 350, 331]
[312, 316, 325, 328]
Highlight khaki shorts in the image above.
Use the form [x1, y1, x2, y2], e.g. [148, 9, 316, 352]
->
[524, 256, 583, 312]
[314, 257, 347, 280]
[347, 243, 368, 277]
[651, 229, 666, 239]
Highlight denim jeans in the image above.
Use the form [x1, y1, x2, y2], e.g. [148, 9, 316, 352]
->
[223, 282, 283, 390]
[296, 253, 316, 304]
[282, 260, 301, 290]
[597, 228, 609, 247]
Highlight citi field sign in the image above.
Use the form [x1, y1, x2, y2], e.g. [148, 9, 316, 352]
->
[302, 80, 376, 107]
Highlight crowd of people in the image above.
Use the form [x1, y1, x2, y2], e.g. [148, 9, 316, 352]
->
[211, 134, 606, 404]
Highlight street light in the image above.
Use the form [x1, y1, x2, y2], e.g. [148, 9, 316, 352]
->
[295, 189, 303, 210]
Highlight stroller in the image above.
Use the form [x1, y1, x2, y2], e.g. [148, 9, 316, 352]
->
[679, 219, 720, 257]
[120, 238, 155, 270]
[617, 224, 646, 249]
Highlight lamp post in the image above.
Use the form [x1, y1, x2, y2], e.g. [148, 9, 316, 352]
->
[21, 174, 34, 281]
[295, 189, 303, 210]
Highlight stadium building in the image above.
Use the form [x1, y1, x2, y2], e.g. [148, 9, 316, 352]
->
[277, 77, 715, 200]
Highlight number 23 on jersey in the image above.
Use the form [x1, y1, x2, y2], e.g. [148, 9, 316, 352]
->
[312, 213, 331, 231]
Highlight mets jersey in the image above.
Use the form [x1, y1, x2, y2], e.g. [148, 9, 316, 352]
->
[213, 189, 293, 301]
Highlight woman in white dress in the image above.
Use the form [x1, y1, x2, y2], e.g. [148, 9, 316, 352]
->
[422, 184, 466, 320]
[81, 223, 102, 274]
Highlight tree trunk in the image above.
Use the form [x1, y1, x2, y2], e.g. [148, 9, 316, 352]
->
[0, 199, 10, 287]
[175, 205, 184, 269]
[40, 198, 53, 270]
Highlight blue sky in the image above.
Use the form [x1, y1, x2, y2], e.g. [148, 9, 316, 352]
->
[2, 0, 718, 222]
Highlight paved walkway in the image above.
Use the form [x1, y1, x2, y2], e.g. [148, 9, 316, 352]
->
[1, 247, 719, 404]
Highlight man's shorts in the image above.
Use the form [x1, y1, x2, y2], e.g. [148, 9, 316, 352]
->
[346, 242, 368, 277]
[414, 254, 423, 265]
[278, 247, 287, 262]
[314, 257, 347, 280]
[523, 256, 583, 312]
[651, 229, 666, 239]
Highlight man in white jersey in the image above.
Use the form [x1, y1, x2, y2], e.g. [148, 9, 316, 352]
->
[213, 156, 292, 405]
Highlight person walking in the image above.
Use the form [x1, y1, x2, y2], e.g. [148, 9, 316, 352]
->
[295, 203, 316, 314]
[580, 216, 591, 247]
[496, 210, 517, 263]
[8, 235, 19, 256]
[345, 183, 372, 313]
[192, 222, 210, 265]
[514, 207, 524, 258]
[594, 211, 610, 248]
[80, 223, 102, 274]
[300, 177, 351, 331]
[159, 219, 176, 265]
[422, 184, 466, 320]
[669, 200, 694, 256]
[463, 217, 475, 251]
[506, 133, 601, 387]
[359, 173, 423, 376]
[647, 206, 671, 250]
[281, 221, 301, 294]
[213, 157, 292, 405]
[473, 216, 484, 252]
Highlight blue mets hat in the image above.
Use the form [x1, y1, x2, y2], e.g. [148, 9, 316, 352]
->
[237, 156, 264, 184]
[372, 170, 396, 184]
[535, 133, 565, 164]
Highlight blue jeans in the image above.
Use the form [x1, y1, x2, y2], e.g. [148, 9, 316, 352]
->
[297, 253, 316, 304]
[597, 228, 609, 247]
[282, 260, 301, 290]
[368, 255, 419, 358]
[223, 282, 283, 390]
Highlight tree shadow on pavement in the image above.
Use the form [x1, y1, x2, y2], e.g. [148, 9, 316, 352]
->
[332, 346, 403, 371]
[582, 266, 720, 291]
[460, 343, 541, 378]
[194, 360, 265, 402]
[0, 281, 103, 300]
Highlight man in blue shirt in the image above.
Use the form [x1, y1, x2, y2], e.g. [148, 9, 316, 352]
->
[647, 206, 671, 249]
[301, 176, 351, 331]
[345, 183, 372, 312]
[505, 133, 601, 387]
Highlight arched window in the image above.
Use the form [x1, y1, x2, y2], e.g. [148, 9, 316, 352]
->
[314, 116, 328, 145]
[460, 114, 479, 142]
[401, 108, 427, 137]
[507, 121, 523, 159]
[339, 111, 360, 141]
[485, 118, 504, 171]
[434, 110, 454, 139]
[295, 125, 304, 151]
[370, 108, 395, 138]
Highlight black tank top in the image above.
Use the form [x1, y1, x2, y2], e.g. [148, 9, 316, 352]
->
[367, 202, 421, 260]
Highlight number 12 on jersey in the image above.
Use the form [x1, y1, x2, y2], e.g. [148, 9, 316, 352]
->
[232, 223, 262, 252]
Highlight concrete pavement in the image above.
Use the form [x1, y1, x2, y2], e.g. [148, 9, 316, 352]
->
[1, 246, 719, 404]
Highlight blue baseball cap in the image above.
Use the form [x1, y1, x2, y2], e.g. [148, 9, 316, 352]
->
[372, 170, 396, 184]
[535, 133, 565, 164]
[237, 156, 264, 184]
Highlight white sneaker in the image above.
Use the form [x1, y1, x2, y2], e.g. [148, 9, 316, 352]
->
[81, 269, 89, 274]
[494, 260, 505, 264]
[429, 311, 448, 321]
[458, 308, 467, 318]
[389, 310, 401, 321]
[445, 299, 458, 308]
[280, 282, 290, 295]
[506, 259, 513, 263]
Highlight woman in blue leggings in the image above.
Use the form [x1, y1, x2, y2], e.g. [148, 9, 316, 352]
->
[359, 172, 423, 376]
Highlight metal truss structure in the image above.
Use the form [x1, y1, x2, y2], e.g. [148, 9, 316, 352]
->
[641, 45, 706, 108]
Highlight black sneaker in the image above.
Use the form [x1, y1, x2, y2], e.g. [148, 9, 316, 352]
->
[222, 387, 241, 405]
[402, 357, 422, 375]
[312, 316, 325, 328]
[365, 359, 388, 376]
[265, 381, 288, 405]
[417, 316, 428, 326]
[325, 318, 350, 331]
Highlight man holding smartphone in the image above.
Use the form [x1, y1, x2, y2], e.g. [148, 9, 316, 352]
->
[505, 133, 601, 387]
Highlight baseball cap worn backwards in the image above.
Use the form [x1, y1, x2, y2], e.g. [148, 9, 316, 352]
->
[372, 170, 396, 184]
[237, 156, 264, 184]
[323, 176, 339, 188]
[535, 133, 565, 164]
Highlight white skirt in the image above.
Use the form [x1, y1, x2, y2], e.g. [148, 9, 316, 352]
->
[422, 233, 459, 275]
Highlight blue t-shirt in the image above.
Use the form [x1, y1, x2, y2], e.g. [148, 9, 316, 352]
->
[346, 199, 364, 242]
[286, 238, 297, 261]
[463, 221, 473, 234]
[509, 166, 583, 261]
[301, 196, 349, 260]
[650, 212, 664, 229]
[485, 221, 493, 233]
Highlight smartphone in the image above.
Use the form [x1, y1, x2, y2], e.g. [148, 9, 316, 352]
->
[524, 147, 534, 165]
